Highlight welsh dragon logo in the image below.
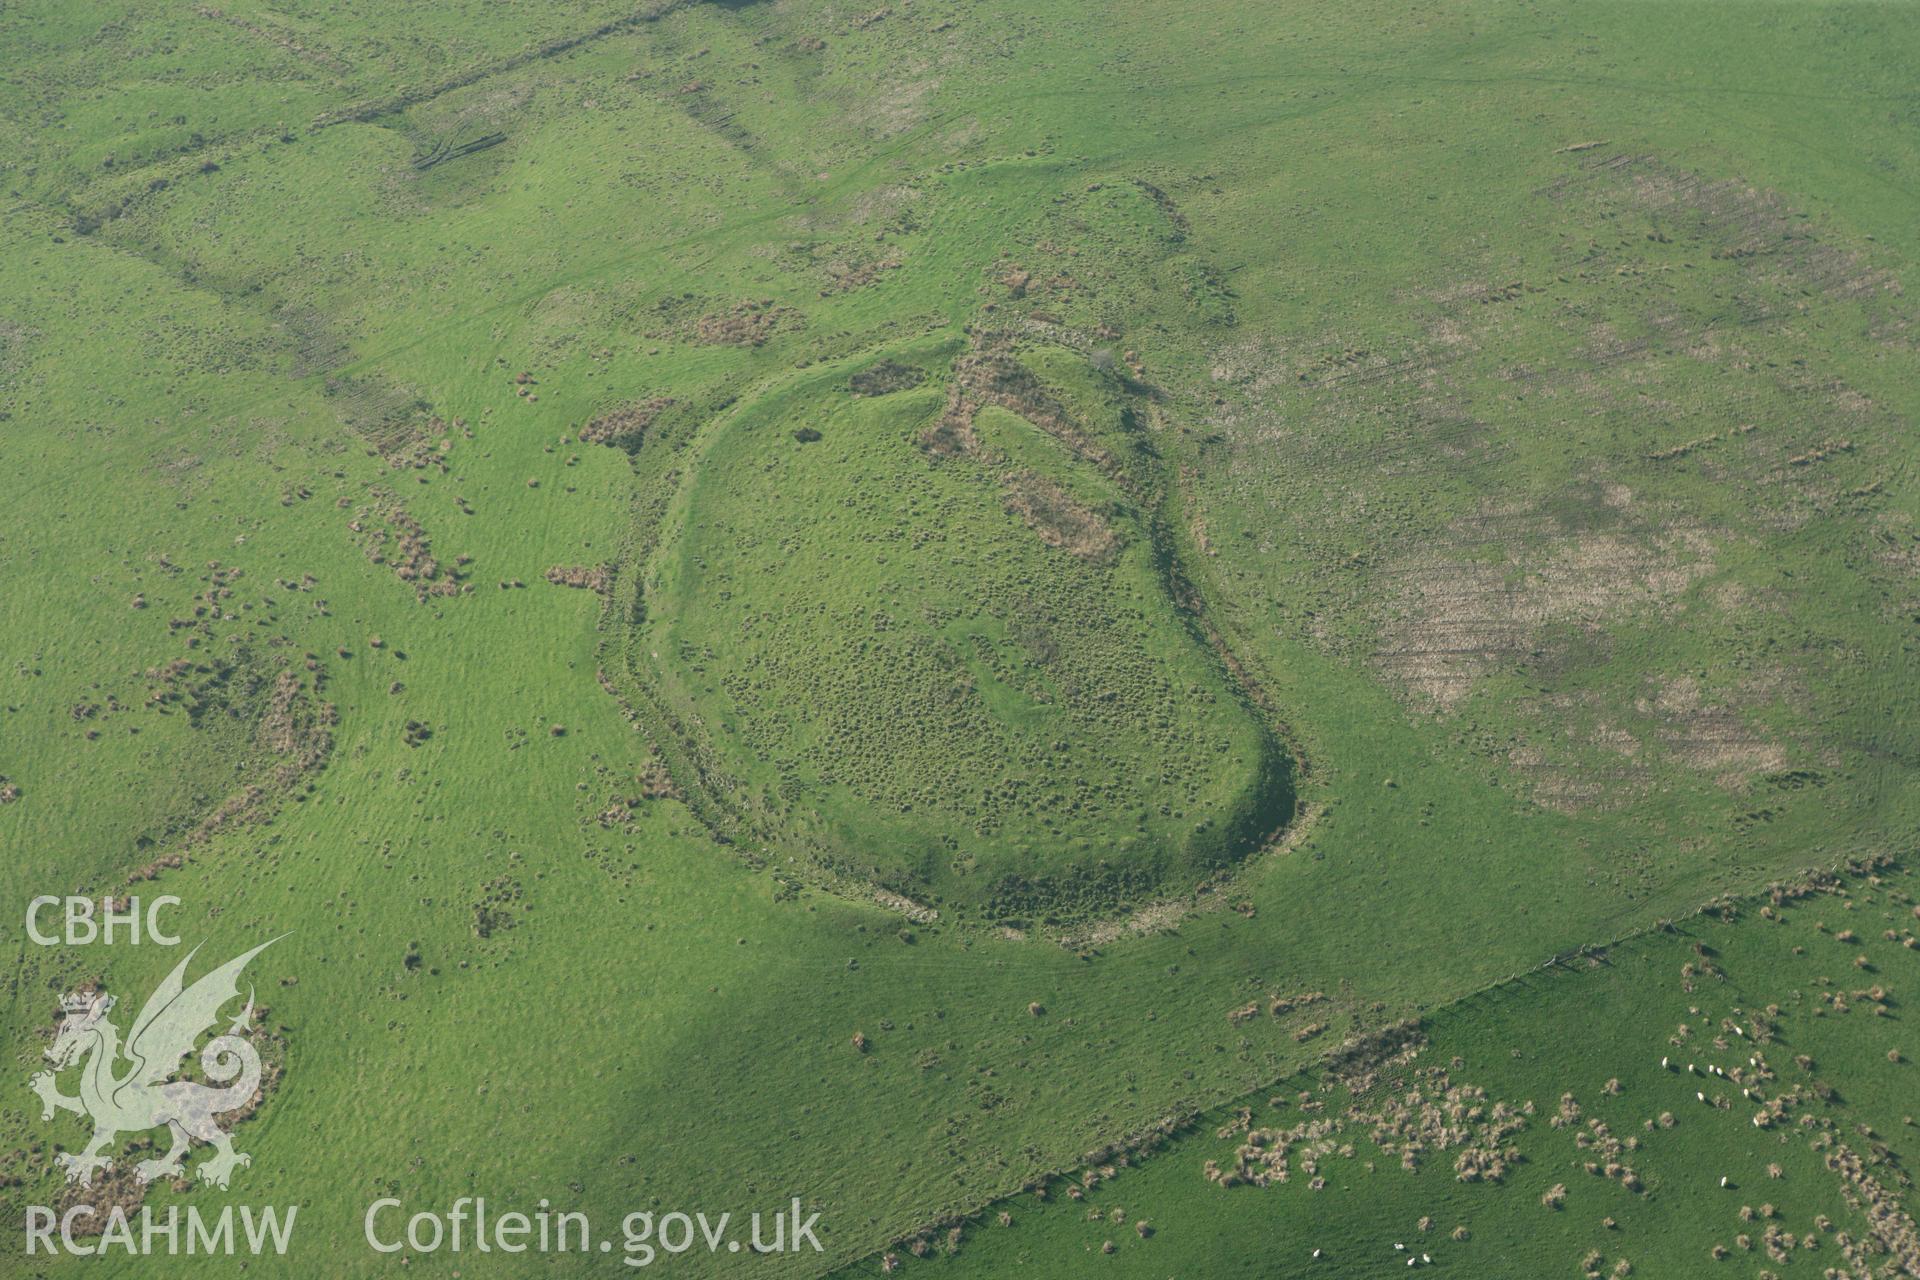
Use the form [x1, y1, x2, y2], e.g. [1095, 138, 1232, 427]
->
[31, 939, 279, 1190]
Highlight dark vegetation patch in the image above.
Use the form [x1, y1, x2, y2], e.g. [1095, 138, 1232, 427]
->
[1000, 471, 1120, 564]
[819, 251, 904, 295]
[692, 298, 804, 347]
[580, 396, 675, 451]
[472, 875, 523, 939]
[350, 495, 465, 600]
[982, 863, 1168, 924]
[951, 336, 1119, 480]
[850, 359, 927, 397]
[544, 563, 612, 594]
[155, 662, 335, 855]
[1131, 179, 1190, 242]
[917, 384, 980, 457]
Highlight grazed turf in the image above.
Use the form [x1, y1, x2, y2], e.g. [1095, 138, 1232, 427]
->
[2, 1, 1917, 1277]
[836, 863, 1920, 1277]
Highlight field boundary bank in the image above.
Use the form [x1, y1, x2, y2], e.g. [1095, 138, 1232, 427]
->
[817, 851, 1911, 1276]
[309, 0, 704, 129]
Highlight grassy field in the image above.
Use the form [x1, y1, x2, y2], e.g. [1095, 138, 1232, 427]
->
[839, 865, 1920, 1277]
[1, 0, 1916, 1276]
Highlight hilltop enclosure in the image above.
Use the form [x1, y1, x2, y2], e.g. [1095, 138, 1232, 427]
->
[1, 0, 1917, 1276]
